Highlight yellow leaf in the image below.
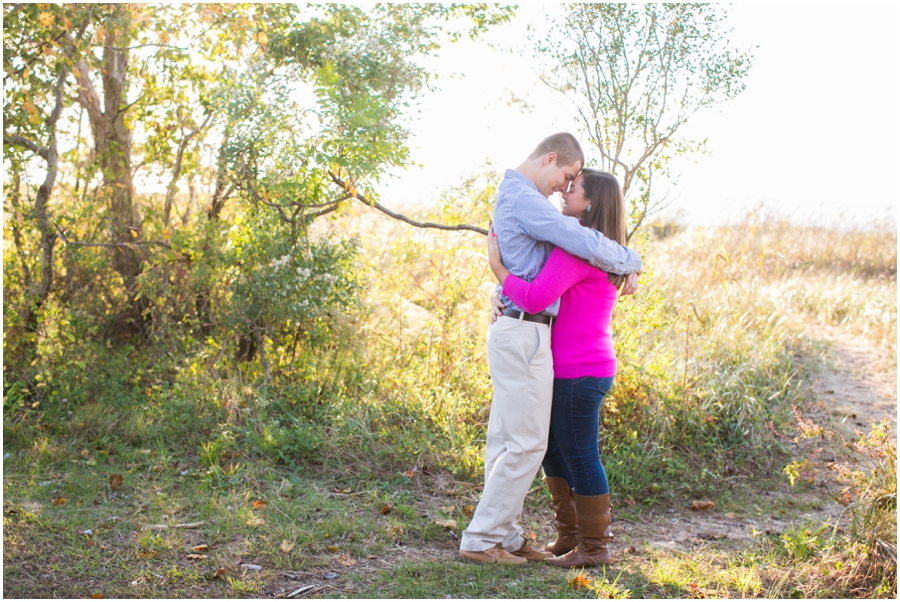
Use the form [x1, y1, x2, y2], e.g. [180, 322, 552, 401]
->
[251, 500, 266, 509]
[463, 505, 474, 518]
[187, 554, 208, 560]
[433, 519, 456, 529]
[257, 31, 268, 46]
[22, 101, 37, 116]
[52, 497, 66, 506]
[336, 551, 355, 567]
[129, 229, 137, 238]
[246, 517, 265, 527]
[280, 540, 295, 553]
[39, 12, 54, 27]
[190, 544, 209, 552]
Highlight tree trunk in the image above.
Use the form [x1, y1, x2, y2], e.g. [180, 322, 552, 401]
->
[196, 133, 232, 337]
[74, 7, 147, 330]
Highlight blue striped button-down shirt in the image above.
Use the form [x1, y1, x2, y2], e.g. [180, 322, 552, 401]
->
[493, 169, 642, 317]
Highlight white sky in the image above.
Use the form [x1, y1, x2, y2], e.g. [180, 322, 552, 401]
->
[377, 3, 899, 229]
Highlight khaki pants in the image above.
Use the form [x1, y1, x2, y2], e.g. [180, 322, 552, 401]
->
[459, 315, 553, 552]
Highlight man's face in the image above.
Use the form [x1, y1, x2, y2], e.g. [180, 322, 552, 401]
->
[538, 153, 581, 198]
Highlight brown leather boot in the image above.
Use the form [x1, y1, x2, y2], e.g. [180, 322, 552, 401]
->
[544, 476, 579, 555]
[546, 493, 612, 567]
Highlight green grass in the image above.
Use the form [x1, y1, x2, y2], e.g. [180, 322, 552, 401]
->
[4, 214, 896, 597]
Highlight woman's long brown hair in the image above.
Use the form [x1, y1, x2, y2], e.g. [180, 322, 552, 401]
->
[579, 169, 628, 288]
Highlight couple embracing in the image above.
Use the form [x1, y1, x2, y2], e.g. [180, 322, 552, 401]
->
[458, 133, 642, 568]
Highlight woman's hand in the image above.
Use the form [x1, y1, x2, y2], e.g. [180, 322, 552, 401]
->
[489, 291, 505, 324]
[486, 227, 511, 284]
[487, 226, 502, 269]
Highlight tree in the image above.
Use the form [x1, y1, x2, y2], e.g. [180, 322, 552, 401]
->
[535, 4, 753, 240]
[3, 3, 509, 372]
[3, 4, 93, 333]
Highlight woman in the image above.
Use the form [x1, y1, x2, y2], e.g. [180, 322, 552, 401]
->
[486, 168, 627, 568]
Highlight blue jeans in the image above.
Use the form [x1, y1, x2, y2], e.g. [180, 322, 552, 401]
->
[541, 376, 614, 496]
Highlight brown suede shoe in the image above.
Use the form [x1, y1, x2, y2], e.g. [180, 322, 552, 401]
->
[510, 540, 551, 562]
[459, 543, 527, 565]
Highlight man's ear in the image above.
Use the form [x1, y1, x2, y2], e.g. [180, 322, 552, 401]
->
[543, 152, 557, 166]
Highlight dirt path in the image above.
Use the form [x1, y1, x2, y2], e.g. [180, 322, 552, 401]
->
[613, 324, 897, 556]
[263, 324, 897, 598]
[806, 325, 897, 439]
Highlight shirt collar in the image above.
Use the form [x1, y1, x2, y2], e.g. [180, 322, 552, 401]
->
[505, 169, 540, 194]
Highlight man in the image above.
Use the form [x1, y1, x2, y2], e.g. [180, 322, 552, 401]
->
[458, 133, 642, 565]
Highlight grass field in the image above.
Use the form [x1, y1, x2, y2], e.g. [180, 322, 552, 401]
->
[3, 209, 896, 598]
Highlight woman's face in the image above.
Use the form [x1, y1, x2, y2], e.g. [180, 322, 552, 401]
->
[561, 174, 590, 218]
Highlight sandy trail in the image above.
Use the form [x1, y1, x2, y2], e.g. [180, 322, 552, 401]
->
[615, 323, 897, 554]
[806, 325, 897, 439]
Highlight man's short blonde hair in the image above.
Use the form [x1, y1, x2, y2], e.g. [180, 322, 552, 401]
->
[528, 132, 584, 168]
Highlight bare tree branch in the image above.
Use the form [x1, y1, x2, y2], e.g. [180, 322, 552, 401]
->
[328, 171, 488, 235]
[4, 135, 48, 160]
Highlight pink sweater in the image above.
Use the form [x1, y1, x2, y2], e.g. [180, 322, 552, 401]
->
[502, 247, 618, 378]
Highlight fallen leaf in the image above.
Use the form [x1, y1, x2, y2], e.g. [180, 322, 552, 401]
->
[463, 505, 474, 518]
[52, 497, 66, 506]
[251, 500, 267, 509]
[401, 471, 416, 478]
[137, 551, 158, 559]
[81, 449, 91, 459]
[439, 505, 455, 513]
[336, 551, 356, 567]
[241, 563, 262, 571]
[186, 554, 208, 560]
[379, 504, 391, 515]
[142, 524, 167, 531]
[109, 474, 124, 491]
[280, 540, 295, 553]
[327, 545, 340, 552]
[622, 497, 637, 506]
[324, 572, 338, 580]
[366, 555, 377, 559]
[246, 517, 265, 527]
[332, 488, 351, 494]
[190, 544, 209, 552]
[212, 568, 226, 578]
[690, 500, 715, 511]
[78, 529, 93, 537]
[568, 574, 591, 590]
[90, 594, 103, 599]
[434, 519, 457, 529]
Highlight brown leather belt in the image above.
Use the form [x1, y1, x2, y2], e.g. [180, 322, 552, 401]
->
[501, 308, 553, 326]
